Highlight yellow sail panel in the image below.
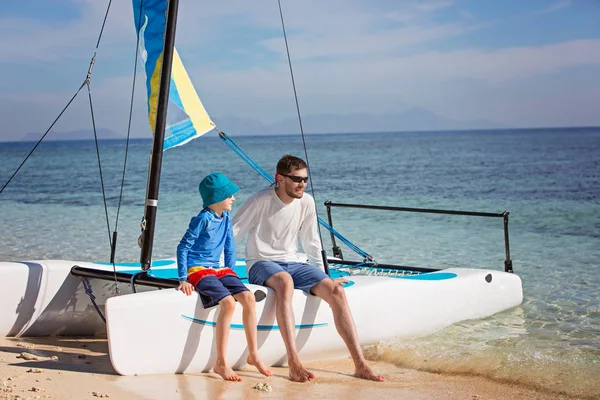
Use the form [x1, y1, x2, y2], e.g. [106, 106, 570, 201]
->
[147, 54, 162, 133]
[169, 49, 215, 146]
[133, 0, 214, 150]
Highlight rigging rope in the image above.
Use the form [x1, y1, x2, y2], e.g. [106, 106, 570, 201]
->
[116, 0, 144, 237]
[86, 82, 113, 266]
[104, 0, 147, 296]
[218, 131, 375, 263]
[0, 87, 84, 195]
[0, 0, 122, 296]
[276, 0, 331, 269]
[86, 0, 121, 295]
[82, 277, 106, 323]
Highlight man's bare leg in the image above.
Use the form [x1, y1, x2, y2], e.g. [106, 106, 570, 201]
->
[264, 272, 315, 382]
[312, 279, 384, 382]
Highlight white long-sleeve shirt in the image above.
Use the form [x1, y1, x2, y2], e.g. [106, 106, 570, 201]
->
[232, 187, 324, 274]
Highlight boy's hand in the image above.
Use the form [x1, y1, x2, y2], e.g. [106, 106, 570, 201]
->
[178, 281, 194, 296]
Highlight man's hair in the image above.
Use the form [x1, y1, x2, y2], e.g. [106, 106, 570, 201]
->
[276, 154, 308, 175]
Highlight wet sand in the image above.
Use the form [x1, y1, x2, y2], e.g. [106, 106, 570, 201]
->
[0, 337, 581, 400]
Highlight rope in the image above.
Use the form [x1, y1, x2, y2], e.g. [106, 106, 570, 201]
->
[105, 0, 146, 296]
[323, 222, 374, 263]
[115, 0, 144, 235]
[86, 0, 121, 295]
[218, 131, 272, 182]
[0, 0, 123, 293]
[0, 86, 84, 195]
[86, 82, 113, 256]
[218, 131, 375, 263]
[331, 262, 419, 277]
[276, 0, 328, 253]
[82, 277, 106, 323]
[130, 272, 145, 294]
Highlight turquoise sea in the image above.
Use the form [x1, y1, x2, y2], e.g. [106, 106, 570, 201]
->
[1, 128, 599, 398]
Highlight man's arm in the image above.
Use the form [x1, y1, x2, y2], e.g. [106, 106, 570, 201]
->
[232, 194, 257, 243]
[299, 198, 325, 271]
[224, 215, 236, 268]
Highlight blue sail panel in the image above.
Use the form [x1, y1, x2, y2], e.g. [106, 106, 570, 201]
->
[132, 0, 214, 150]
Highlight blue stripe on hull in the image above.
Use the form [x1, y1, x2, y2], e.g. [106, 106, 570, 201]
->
[399, 272, 457, 280]
[93, 260, 175, 267]
[181, 315, 328, 330]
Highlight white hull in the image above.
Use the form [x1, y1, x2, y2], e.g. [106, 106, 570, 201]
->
[0, 260, 159, 337]
[0, 258, 522, 375]
[106, 268, 522, 376]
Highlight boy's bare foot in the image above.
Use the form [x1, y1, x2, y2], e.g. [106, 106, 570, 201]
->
[289, 360, 315, 382]
[353, 363, 384, 382]
[214, 363, 242, 381]
[247, 353, 272, 377]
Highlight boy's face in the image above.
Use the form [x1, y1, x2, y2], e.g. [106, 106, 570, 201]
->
[218, 195, 235, 211]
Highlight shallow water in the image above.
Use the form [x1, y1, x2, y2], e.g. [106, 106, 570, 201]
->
[1, 128, 599, 397]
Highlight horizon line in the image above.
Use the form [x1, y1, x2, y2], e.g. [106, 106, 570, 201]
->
[2, 125, 599, 143]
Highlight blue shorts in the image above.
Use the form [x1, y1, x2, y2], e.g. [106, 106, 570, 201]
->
[194, 274, 249, 309]
[248, 260, 329, 295]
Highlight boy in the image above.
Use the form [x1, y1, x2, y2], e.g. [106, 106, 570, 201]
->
[177, 172, 271, 381]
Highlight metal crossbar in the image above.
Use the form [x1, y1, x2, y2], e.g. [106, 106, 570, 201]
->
[325, 201, 514, 273]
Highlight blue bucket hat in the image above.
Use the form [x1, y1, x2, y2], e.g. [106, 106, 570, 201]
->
[199, 173, 239, 208]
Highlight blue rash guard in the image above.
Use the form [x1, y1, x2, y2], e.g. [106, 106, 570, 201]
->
[176, 208, 236, 282]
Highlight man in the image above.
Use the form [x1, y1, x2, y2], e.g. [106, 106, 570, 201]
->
[233, 154, 383, 383]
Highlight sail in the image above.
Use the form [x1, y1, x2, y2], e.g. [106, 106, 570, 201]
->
[133, 0, 215, 150]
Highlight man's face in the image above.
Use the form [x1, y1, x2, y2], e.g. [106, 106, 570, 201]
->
[279, 168, 309, 199]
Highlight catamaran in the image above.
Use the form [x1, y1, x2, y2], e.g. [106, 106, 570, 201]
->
[0, 0, 522, 376]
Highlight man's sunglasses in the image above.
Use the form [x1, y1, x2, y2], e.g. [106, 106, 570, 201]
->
[280, 173, 309, 183]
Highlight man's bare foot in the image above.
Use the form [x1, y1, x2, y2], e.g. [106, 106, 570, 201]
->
[289, 361, 315, 382]
[213, 363, 242, 381]
[354, 363, 384, 382]
[247, 353, 272, 377]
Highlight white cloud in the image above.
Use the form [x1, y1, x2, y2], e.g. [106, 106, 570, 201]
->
[193, 38, 600, 97]
[260, 22, 476, 60]
[537, 1, 572, 15]
[0, 0, 135, 63]
[0, 0, 599, 140]
[410, 1, 454, 13]
[186, 38, 600, 126]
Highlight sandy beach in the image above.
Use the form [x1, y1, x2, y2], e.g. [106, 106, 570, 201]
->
[0, 336, 583, 400]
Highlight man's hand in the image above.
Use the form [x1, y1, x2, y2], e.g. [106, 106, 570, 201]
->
[333, 277, 350, 286]
[178, 281, 194, 296]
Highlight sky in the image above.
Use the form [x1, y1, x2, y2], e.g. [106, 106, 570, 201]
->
[0, 0, 599, 141]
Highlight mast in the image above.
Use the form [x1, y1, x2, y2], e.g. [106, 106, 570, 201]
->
[140, 0, 180, 271]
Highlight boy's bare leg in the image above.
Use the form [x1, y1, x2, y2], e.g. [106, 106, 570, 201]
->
[312, 279, 384, 382]
[213, 296, 242, 381]
[233, 291, 272, 377]
[264, 272, 315, 382]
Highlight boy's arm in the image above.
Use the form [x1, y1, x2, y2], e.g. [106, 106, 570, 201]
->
[176, 215, 207, 281]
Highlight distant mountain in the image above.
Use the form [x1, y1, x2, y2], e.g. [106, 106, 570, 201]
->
[212, 116, 270, 135]
[214, 107, 507, 136]
[20, 128, 124, 142]
[13, 108, 506, 142]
